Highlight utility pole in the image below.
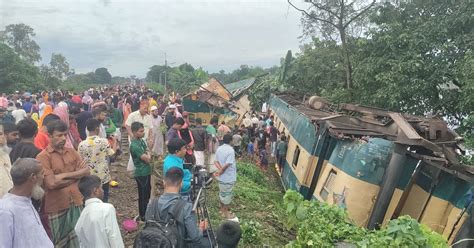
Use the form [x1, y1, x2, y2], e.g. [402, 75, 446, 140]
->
[164, 53, 167, 97]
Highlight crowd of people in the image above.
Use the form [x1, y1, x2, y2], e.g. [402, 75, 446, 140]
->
[0, 85, 285, 247]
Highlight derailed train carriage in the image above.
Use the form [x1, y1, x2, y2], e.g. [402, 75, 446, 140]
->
[269, 93, 473, 245]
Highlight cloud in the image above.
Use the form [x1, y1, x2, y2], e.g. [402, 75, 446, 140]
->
[1, 0, 304, 77]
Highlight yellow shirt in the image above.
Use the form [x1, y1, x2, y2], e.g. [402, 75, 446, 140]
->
[149, 98, 157, 108]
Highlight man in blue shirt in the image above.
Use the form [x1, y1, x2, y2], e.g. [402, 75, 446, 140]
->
[22, 97, 33, 115]
[163, 138, 192, 201]
[214, 134, 237, 219]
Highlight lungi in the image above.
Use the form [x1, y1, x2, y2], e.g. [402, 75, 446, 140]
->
[48, 205, 82, 248]
[218, 181, 235, 205]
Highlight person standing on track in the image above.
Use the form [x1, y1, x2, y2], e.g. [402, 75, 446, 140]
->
[192, 118, 207, 168]
[214, 134, 237, 219]
[125, 99, 153, 172]
[130, 122, 152, 221]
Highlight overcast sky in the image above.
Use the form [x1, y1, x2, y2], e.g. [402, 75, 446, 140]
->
[0, 0, 304, 77]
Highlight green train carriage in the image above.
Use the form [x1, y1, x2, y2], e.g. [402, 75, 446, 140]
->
[269, 94, 473, 244]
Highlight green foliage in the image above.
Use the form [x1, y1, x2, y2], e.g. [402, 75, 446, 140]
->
[146, 63, 208, 94]
[146, 65, 167, 83]
[241, 221, 262, 245]
[49, 53, 69, 79]
[210, 65, 268, 84]
[62, 73, 94, 92]
[144, 82, 165, 94]
[283, 190, 448, 247]
[284, 39, 346, 94]
[94, 67, 112, 84]
[1, 23, 41, 63]
[0, 43, 41, 93]
[206, 162, 292, 246]
[236, 161, 266, 185]
[458, 114, 474, 165]
[350, 0, 474, 121]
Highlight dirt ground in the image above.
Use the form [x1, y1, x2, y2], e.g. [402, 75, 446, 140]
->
[108, 131, 164, 247]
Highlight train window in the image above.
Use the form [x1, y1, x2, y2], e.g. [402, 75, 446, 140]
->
[320, 170, 337, 201]
[292, 145, 300, 168]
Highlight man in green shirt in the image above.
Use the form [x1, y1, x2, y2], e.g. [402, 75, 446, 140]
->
[130, 122, 152, 221]
[206, 117, 219, 172]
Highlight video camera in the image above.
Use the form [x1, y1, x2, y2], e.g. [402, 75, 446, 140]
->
[184, 163, 216, 247]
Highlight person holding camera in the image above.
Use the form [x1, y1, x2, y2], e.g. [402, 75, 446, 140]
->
[145, 167, 210, 248]
[163, 138, 192, 202]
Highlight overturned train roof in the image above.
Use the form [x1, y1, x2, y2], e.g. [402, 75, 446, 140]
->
[274, 93, 473, 183]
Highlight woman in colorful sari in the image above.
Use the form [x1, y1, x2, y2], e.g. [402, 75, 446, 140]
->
[122, 97, 132, 128]
[38, 105, 53, 128]
[82, 91, 93, 111]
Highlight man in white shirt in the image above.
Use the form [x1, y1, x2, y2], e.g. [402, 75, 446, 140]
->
[75, 175, 124, 248]
[251, 114, 259, 126]
[125, 99, 153, 171]
[11, 102, 27, 124]
[0, 124, 13, 197]
[0, 158, 53, 248]
[242, 114, 252, 128]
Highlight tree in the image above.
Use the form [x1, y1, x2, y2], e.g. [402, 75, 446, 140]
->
[49, 53, 69, 80]
[279, 50, 293, 83]
[94, 67, 112, 84]
[0, 23, 41, 64]
[283, 38, 346, 94]
[146, 65, 167, 83]
[39, 64, 58, 89]
[287, 0, 376, 89]
[351, 1, 474, 122]
[0, 43, 41, 92]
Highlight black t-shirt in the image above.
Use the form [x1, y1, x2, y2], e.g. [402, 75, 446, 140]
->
[191, 126, 207, 151]
[112, 95, 119, 108]
[269, 126, 278, 142]
[10, 142, 41, 163]
[76, 111, 93, 140]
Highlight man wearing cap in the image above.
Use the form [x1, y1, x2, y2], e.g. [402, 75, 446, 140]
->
[165, 104, 176, 130]
[150, 105, 164, 157]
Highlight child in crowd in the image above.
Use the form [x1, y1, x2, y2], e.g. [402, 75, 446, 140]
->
[246, 137, 255, 161]
[78, 119, 115, 202]
[258, 147, 268, 171]
[130, 122, 152, 221]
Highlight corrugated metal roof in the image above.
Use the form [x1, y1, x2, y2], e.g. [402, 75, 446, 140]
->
[224, 77, 257, 94]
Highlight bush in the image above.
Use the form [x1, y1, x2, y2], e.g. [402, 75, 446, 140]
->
[241, 221, 262, 245]
[283, 190, 448, 247]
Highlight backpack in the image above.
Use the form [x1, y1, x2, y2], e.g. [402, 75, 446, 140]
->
[133, 199, 186, 248]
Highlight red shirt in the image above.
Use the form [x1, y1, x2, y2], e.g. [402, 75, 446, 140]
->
[34, 131, 50, 150]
